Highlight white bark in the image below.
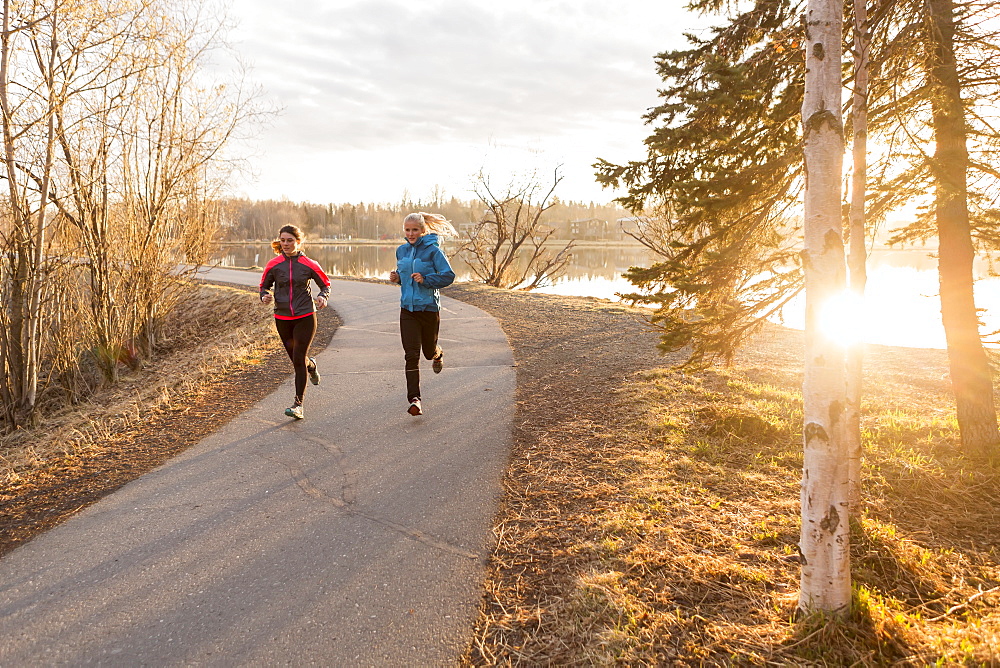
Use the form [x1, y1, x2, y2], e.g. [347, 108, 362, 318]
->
[847, 0, 869, 515]
[24, 7, 61, 412]
[799, 0, 852, 614]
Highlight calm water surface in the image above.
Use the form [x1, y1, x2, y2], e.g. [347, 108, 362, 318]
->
[219, 243, 1000, 350]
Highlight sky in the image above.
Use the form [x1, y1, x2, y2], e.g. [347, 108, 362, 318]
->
[220, 0, 710, 206]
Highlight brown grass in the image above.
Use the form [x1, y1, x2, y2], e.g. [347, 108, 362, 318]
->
[445, 283, 1000, 666]
[0, 281, 339, 556]
[2, 284, 269, 479]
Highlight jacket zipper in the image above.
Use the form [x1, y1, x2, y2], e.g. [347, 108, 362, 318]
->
[407, 244, 417, 310]
[287, 255, 295, 316]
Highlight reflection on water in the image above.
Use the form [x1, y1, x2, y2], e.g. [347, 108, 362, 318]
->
[218, 243, 653, 292]
[218, 244, 1000, 350]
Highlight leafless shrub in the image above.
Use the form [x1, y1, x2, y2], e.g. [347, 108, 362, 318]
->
[0, 0, 265, 430]
[460, 168, 574, 290]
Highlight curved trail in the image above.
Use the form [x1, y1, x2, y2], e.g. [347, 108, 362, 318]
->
[0, 273, 514, 666]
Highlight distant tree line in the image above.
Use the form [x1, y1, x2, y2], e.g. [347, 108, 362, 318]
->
[218, 196, 632, 242]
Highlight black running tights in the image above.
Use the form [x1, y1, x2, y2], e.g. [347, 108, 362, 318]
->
[274, 314, 317, 403]
[400, 308, 440, 402]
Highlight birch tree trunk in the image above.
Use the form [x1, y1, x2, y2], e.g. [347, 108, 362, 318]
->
[0, 0, 54, 427]
[799, 0, 851, 614]
[846, 0, 870, 514]
[924, 0, 1000, 460]
[24, 6, 61, 415]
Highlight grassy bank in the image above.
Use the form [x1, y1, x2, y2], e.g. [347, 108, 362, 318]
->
[0, 284, 270, 484]
[446, 284, 999, 666]
[565, 363, 999, 663]
[0, 282, 339, 557]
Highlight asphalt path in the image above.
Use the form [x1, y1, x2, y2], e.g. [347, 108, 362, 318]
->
[0, 270, 515, 666]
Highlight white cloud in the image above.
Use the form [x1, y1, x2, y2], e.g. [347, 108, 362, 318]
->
[222, 0, 710, 203]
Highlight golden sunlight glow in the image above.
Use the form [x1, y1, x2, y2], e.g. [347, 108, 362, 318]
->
[807, 265, 955, 349]
[781, 264, 954, 349]
[818, 290, 867, 346]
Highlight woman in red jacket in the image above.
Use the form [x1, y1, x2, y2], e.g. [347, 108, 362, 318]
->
[259, 225, 331, 419]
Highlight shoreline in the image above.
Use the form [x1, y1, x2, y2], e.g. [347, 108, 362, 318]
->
[217, 239, 945, 252]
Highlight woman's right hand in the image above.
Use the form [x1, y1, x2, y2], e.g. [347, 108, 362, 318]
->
[389, 270, 400, 284]
[261, 293, 273, 305]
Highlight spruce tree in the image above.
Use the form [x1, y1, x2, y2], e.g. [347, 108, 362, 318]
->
[596, 0, 807, 366]
[598, 0, 1000, 457]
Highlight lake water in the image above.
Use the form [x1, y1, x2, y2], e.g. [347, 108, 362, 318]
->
[218, 243, 1000, 350]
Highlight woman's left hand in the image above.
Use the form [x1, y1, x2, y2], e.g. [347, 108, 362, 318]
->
[411, 272, 424, 284]
[316, 295, 328, 310]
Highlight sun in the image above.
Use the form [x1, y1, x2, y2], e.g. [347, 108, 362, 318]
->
[813, 267, 951, 350]
[818, 289, 868, 347]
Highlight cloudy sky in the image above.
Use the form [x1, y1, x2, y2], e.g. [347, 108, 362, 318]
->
[222, 0, 710, 205]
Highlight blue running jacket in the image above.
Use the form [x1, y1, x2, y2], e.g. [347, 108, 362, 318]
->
[395, 234, 455, 312]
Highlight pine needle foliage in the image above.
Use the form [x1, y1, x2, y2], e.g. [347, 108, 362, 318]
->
[598, 0, 1000, 370]
[595, 1, 807, 367]
[864, 0, 1000, 250]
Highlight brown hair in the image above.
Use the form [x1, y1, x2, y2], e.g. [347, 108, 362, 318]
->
[271, 224, 304, 254]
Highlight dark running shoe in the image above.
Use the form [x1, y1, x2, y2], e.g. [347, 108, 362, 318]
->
[308, 357, 321, 385]
[432, 349, 443, 374]
[407, 398, 423, 416]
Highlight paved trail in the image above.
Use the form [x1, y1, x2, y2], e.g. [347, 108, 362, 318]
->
[0, 273, 514, 666]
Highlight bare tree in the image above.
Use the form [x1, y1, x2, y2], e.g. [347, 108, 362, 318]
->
[0, 0, 262, 428]
[117, 0, 262, 358]
[44, 0, 261, 382]
[799, 0, 851, 615]
[461, 168, 574, 290]
[0, 0, 64, 427]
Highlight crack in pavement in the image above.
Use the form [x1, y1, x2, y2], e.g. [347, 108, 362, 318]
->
[258, 421, 478, 560]
[336, 326, 399, 337]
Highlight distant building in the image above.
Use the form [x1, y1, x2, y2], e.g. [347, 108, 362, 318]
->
[568, 218, 612, 241]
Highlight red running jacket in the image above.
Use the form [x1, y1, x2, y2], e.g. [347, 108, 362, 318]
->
[259, 252, 331, 320]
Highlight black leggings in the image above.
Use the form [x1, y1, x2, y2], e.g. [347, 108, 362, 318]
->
[275, 314, 317, 404]
[400, 308, 441, 401]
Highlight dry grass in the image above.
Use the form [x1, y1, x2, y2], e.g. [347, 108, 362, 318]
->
[0, 281, 339, 557]
[446, 283, 1000, 666]
[0, 283, 273, 488]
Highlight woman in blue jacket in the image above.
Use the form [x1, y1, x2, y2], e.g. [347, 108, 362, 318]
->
[389, 212, 456, 416]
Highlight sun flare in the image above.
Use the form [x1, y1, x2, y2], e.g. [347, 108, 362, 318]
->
[818, 290, 867, 347]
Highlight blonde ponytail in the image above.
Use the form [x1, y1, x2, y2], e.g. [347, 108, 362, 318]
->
[404, 211, 457, 238]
